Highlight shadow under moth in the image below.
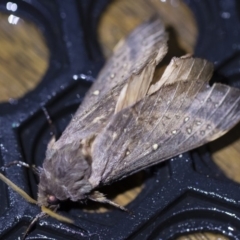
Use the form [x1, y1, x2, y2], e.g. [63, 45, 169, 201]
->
[1, 18, 240, 238]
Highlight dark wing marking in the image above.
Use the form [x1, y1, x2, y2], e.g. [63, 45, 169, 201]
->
[89, 61, 240, 187]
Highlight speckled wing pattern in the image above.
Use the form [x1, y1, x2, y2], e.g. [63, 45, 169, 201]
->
[77, 18, 168, 114]
[89, 57, 240, 187]
[55, 18, 168, 148]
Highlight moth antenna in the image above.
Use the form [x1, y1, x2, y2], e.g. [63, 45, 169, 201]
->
[41, 206, 74, 224]
[89, 191, 131, 213]
[0, 173, 37, 204]
[22, 211, 46, 240]
[41, 106, 57, 139]
[0, 173, 74, 222]
[1, 160, 40, 175]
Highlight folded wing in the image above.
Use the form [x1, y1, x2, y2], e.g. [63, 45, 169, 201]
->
[89, 57, 240, 187]
[78, 18, 168, 114]
[55, 19, 168, 148]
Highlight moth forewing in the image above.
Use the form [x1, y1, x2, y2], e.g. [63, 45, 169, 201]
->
[115, 60, 156, 113]
[148, 57, 214, 94]
[78, 17, 168, 113]
[53, 18, 168, 150]
[89, 58, 240, 186]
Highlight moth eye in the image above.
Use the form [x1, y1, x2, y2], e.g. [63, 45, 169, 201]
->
[47, 195, 59, 205]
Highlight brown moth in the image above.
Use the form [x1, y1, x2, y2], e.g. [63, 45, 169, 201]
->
[38, 18, 169, 209]
[1, 17, 240, 237]
[34, 18, 240, 208]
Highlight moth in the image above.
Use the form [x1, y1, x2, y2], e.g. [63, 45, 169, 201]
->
[1, 18, 240, 237]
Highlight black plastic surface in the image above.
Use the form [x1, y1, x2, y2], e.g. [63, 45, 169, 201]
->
[0, 0, 240, 239]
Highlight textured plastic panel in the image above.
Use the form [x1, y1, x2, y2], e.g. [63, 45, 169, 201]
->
[0, 0, 240, 239]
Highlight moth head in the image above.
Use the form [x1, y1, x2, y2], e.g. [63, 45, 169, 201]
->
[47, 194, 59, 205]
[0, 172, 74, 239]
[37, 145, 92, 207]
[37, 186, 60, 208]
[37, 167, 63, 208]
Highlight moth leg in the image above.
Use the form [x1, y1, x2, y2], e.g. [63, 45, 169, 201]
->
[88, 191, 130, 212]
[22, 211, 46, 240]
[1, 160, 40, 175]
[42, 106, 57, 139]
[47, 135, 56, 149]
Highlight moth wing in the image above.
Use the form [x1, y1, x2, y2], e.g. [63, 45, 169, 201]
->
[89, 57, 240, 187]
[115, 56, 213, 113]
[77, 18, 168, 114]
[55, 18, 168, 147]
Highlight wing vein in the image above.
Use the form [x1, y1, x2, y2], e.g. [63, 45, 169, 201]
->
[179, 85, 231, 146]
[145, 82, 181, 142]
